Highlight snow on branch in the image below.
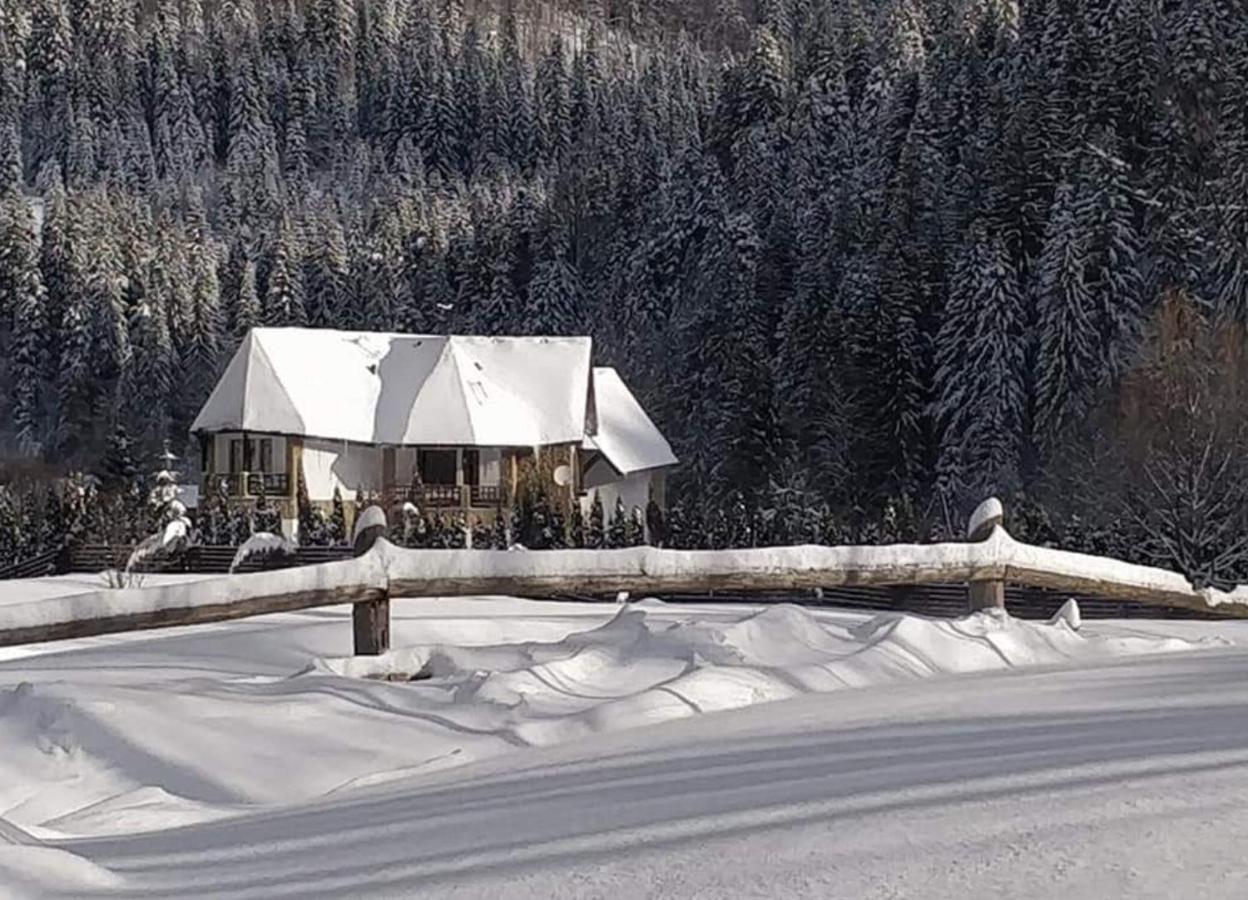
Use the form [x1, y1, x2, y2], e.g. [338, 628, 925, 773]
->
[230, 532, 298, 574]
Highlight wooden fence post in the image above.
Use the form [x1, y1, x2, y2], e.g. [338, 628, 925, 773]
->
[967, 497, 1005, 613]
[352, 507, 390, 656]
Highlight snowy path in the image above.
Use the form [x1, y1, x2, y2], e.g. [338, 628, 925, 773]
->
[1, 590, 1247, 897]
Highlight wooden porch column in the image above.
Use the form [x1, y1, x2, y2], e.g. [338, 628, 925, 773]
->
[239, 431, 250, 498]
[286, 437, 301, 498]
[967, 498, 1005, 612]
[352, 509, 390, 656]
[381, 447, 396, 503]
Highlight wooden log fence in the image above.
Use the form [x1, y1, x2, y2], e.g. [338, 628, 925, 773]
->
[2, 499, 1247, 655]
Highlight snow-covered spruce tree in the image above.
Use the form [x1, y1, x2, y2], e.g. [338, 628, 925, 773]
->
[0, 198, 49, 454]
[607, 496, 628, 548]
[296, 467, 324, 546]
[567, 499, 586, 549]
[644, 497, 665, 547]
[123, 293, 176, 456]
[233, 257, 261, 338]
[100, 420, 139, 496]
[0, 486, 21, 566]
[327, 485, 346, 545]
[934, 219, 1027, 514]
[1033, 178, 1099, 450]
[586, 491, 605, 550]
[546, 502, 567, 550]
[624, 506, 644, 548]
[147, 441, 183, 527]
[524, 211, 581, 335]
[535, 35, 571, 164]
[469, 515, 491, 550]
[491, 505, 509, 549]
[253, 476, 282, 535]
[304, 209, 351, 328]
[265, 218, 306, 327]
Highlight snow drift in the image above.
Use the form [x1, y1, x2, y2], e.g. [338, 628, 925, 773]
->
[318, 602, 1207, 748]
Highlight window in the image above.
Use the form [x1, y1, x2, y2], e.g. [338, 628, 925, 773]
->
[462, 449, 480, 486]
[229, 439, 243, 473]
[258, 439, 273, 473]
[418, 449, 457, 484]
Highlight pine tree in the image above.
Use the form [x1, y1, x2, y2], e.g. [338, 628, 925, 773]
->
[568, 498, 586, 548]
[935, 220, 1028, 509]
[265, 219, 306, 326]
[587, 491, 605, 549]
[624, 505, 643, 547]
[645, 497, 665, 547]
[296, 467, 321, 545]
[0, 200, 49, 453]
[328, 485, 346, 544]
[608, 496, 628, 548]
[253, 475, 281, 534]
[233, 257, 261, 337]
[101, 420, 139, 494]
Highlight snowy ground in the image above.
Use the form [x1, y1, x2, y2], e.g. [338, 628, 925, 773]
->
[3, 574, 1248, 898]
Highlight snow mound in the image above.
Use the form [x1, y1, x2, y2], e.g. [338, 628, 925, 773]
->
[0, 682, 251, 838]
[319, 604, 1210, 749]
[0, 847, 122, 898]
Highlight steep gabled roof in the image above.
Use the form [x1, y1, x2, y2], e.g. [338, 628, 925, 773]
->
[584, 367, 678, 475]
[192, 329, 593, 446]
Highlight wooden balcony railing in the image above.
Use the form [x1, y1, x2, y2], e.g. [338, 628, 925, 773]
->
[246, 473, 290, 497]
[205, 472, 290, 498]
[470, 484, 502, 506]
[388, 484, 504, 509]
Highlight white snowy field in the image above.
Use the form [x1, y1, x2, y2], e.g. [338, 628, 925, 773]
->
[2, 574, 1248, 898]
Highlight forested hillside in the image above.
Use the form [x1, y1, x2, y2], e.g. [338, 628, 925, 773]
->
[1, 0, 1247, 579]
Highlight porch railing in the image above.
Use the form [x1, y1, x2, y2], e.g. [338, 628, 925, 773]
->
[205, 472, 291, 498]
[388, 483, 503, 509]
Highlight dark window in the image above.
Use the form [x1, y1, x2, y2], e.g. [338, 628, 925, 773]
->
[229, 439, 243, 473]
[462, 449, 479, 486]
[258, 439, 273, 473]
[418, 449, 457, 484]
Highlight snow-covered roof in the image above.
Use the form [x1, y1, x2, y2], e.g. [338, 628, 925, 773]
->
[192, 329, 593, 446]
[585, 367, 678, 475]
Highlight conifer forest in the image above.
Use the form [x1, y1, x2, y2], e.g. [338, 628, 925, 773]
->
[1, 0, 1248, 584]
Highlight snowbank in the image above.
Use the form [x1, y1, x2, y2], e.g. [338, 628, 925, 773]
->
[318, 602, 1209, 749]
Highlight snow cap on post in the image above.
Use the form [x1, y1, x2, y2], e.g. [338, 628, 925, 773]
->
[967, 497, 1005, 542]
[352, 505, 388, 554]
[352, 504, 390, 657]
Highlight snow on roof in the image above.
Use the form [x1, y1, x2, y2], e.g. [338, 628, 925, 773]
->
[192, 329, 594, 446]
[585, 367, 677, 475]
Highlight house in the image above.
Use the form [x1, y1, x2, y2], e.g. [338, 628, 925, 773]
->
[190, 328, 677, 536]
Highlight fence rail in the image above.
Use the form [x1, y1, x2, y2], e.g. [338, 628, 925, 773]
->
[64, 543, 354, 575]
[0, 549, 63, 582]
[2, 498, 1246, 655]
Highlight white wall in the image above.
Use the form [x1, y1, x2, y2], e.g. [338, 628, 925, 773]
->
[479, 448, 502, 485]
[582, 470, 653, 522]
[302, 439, 382, 502]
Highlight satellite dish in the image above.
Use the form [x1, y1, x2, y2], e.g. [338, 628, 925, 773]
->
[553, 464, 572, 487]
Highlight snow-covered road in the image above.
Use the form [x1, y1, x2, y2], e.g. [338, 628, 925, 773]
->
[2, 585, 1247, 898]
